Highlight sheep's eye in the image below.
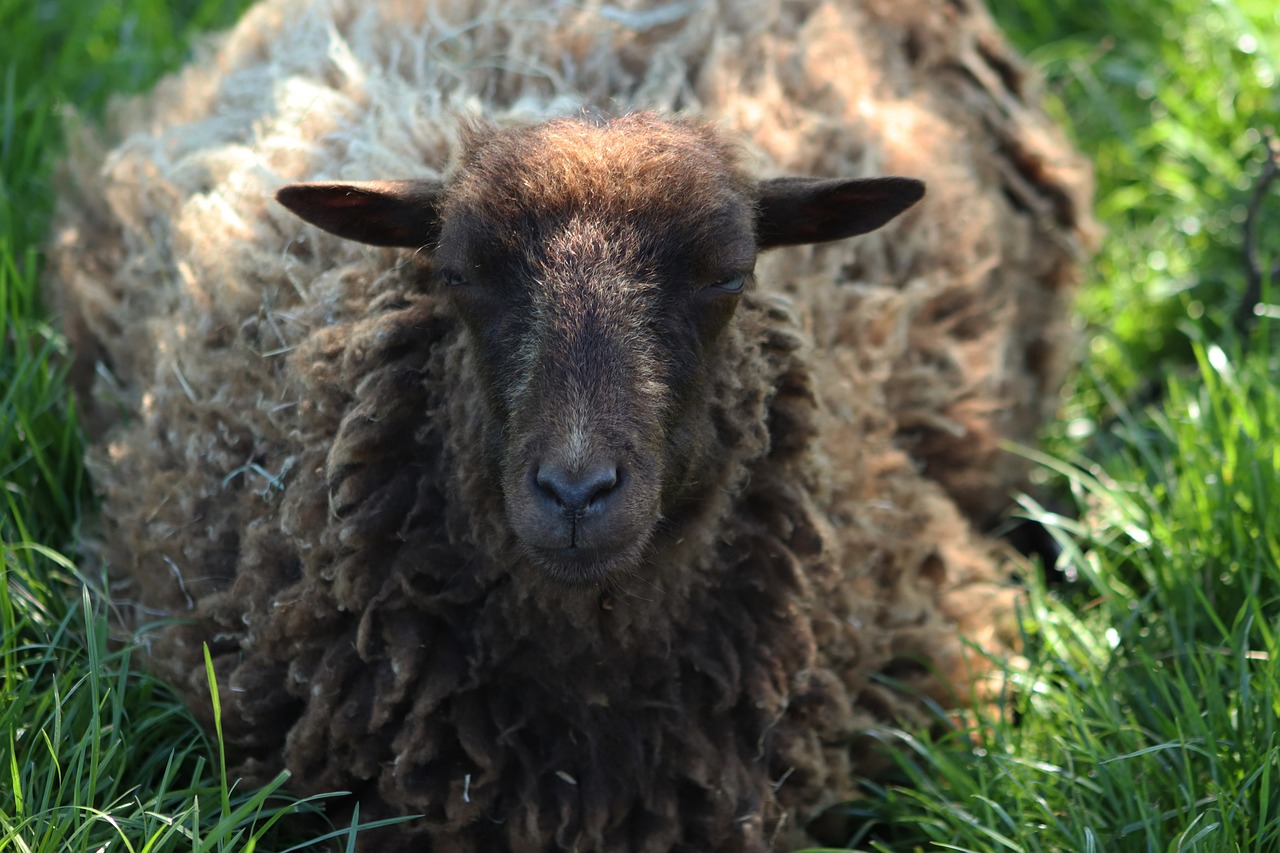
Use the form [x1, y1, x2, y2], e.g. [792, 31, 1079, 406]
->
[709, 273, 746, 294]
[441, 269, 470, 288]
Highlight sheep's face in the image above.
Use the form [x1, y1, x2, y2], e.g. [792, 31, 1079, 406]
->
[434, 117, 759, 583]
[277, 114, 923, 584]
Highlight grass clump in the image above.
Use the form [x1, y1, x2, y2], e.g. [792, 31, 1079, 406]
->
[989, 0, 1279, 407]
[2, 542, 407, 851]
[2, 550, 321, 852]
[843, 320, 1280, 852]
[827, 1, 1280, 849]
[0, 0, 372, 849]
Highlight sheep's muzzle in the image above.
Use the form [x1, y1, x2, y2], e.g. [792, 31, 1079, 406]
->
[510, 457, 657, 583]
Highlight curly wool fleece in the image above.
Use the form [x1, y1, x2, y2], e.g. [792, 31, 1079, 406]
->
[46, 0, 1094, 849]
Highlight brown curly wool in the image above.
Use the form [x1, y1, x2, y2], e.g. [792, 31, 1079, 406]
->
[45, 0, 1094, 850]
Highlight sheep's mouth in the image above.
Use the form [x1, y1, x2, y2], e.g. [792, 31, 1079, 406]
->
[524, 538, 651, 586]
[504, 454, 661, 585]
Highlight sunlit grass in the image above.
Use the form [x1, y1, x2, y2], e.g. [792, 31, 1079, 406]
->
[0, 0, 362, 849]
[828, 1, 1280, 849]
[990, 0, 1280, 409]
[838, 319, 1280, 851]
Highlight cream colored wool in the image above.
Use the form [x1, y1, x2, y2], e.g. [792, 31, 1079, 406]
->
[47, 0, 1094, 850]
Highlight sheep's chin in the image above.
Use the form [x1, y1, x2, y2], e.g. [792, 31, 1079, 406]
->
[523, 539, 651, 586]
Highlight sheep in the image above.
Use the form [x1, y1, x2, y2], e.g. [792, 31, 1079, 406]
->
[45, 0, 1095, 849]
[274, 114, 930, 586]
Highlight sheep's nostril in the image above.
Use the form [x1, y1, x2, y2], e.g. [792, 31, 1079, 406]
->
[534, 463, 620, 515]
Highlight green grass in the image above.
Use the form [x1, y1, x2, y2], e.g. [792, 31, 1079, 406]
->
[2, 553, 346, 852]
[822, 1, 1280, 850]
[839, 323, 1280, 852]
[0, 0, 377, 849]
[986, 0, 1280, 430]
[3, 0, 1279, 851]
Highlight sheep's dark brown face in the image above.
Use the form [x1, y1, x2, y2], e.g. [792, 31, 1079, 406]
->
[431, 117, 759, 582]
[276, 113, 924, 584]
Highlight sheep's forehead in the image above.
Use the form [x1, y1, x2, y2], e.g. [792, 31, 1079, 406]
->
[445, 116, 756, 254]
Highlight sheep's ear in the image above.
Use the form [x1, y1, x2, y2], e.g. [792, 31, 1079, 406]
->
[755, 177, 925, 249]
[275, 180, 445, 248]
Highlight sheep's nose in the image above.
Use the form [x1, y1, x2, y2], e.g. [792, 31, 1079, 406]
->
[534, 462, 620, 515]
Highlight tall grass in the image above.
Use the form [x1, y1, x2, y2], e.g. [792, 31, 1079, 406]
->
[842, 321, 1280, 852]
[991, 0, 1279, 398]
[0, 1, 368, 849]
[827, 1, 1280, 850]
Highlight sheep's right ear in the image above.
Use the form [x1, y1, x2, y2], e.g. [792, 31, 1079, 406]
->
[275, 180, 445, 249]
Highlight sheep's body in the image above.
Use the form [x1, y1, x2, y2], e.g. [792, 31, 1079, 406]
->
[47, 0, 1093, 849]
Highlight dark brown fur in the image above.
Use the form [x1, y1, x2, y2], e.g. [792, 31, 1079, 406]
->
[242, 117, 924, 849]
[96, 115, 928, 851]
[44, 0, 1095, 848]
[280, 114, 920, 589]
[438, 117, 758, 582]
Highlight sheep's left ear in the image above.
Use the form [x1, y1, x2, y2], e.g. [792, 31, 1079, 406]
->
[755, 177, 925, 249]
[276, 179, 445, 249]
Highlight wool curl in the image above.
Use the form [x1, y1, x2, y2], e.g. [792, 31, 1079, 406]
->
[46, 0, 1094, 850]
